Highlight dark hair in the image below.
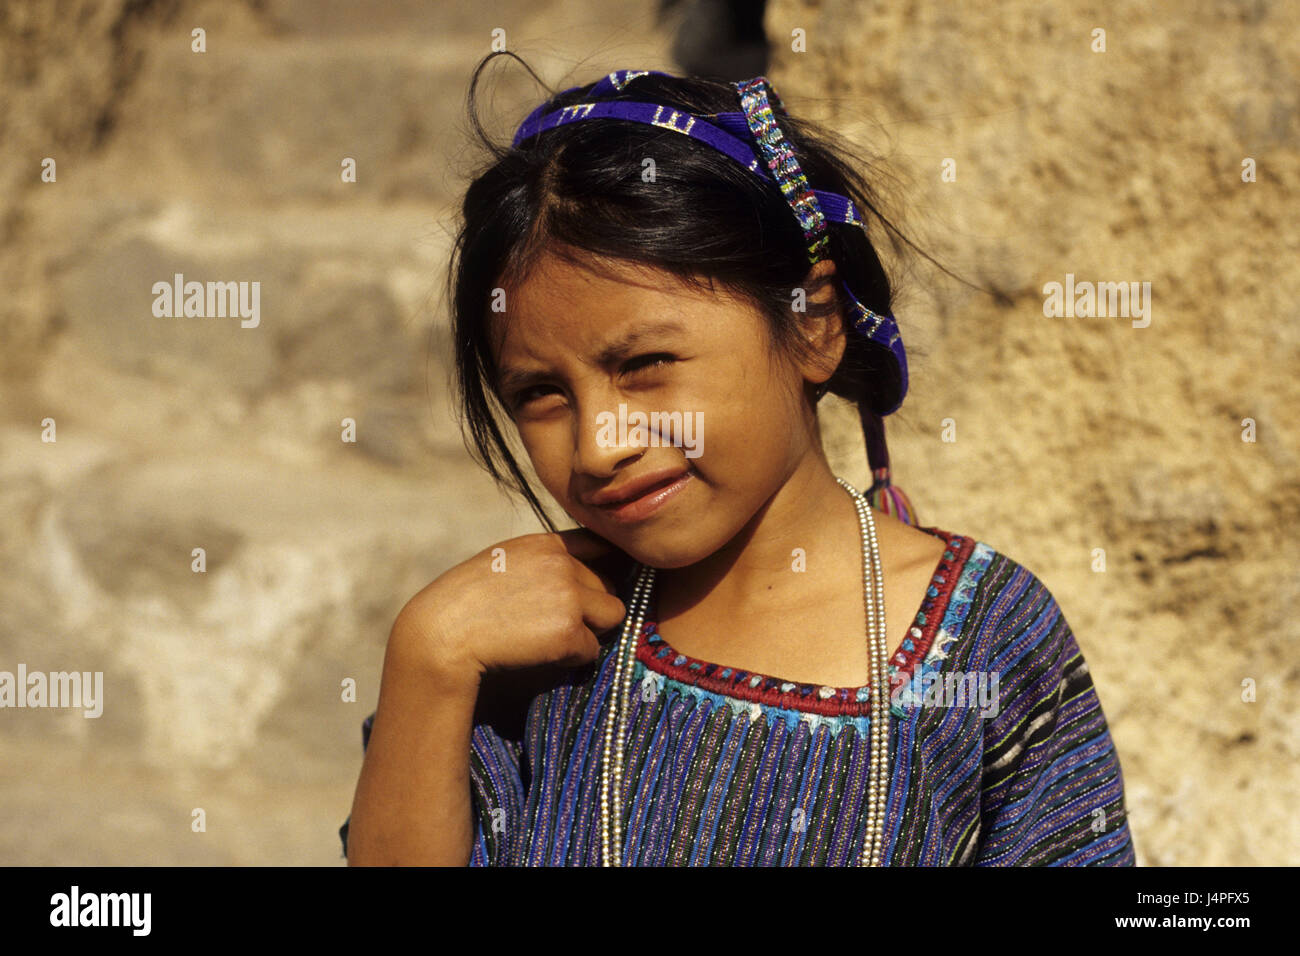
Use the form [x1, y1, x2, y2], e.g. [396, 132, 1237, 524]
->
[447, 52, 951, 532]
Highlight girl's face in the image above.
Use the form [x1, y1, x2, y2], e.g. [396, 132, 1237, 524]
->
[492, 248, 842, 570]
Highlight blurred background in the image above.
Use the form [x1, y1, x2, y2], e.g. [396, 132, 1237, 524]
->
[0, 0, 1295, 865]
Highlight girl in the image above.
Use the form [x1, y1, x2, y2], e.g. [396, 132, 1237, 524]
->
[341, 55, 1136, 866]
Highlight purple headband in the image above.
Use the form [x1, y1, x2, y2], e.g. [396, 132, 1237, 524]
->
[510, 68, 909, 415]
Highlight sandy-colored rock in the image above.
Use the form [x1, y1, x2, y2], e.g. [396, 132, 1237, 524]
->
[773, 0, 1300, 866]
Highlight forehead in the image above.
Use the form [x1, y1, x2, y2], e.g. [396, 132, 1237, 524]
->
[491, 249, 750, 363]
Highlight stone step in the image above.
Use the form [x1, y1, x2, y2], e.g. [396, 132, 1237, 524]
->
[28, 194, 456, 407]
[110, 34, 532, 204]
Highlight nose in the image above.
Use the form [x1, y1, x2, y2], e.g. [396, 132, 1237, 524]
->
[572, 390, 646, 478]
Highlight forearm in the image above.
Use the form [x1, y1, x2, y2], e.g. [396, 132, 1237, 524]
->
[345, 632, 483, 866]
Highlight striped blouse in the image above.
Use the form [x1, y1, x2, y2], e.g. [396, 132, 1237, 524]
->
[340, 526, 1136, 866]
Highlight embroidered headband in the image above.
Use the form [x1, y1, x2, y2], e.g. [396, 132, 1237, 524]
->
[510, 68, 909, 416]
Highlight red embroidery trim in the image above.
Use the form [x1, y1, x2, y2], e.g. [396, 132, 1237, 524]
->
[634, 527, 973, 717]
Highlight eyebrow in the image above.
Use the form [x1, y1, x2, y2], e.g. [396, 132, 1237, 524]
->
[496, 318, 689, 396]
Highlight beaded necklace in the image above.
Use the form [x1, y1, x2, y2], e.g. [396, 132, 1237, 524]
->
[598, 476, 891, 866]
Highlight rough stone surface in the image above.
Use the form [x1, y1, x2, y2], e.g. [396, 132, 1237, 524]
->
[774, 0, 1299, 866]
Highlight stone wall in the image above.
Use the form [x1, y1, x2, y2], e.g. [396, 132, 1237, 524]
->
[772, 0, 1299, 865]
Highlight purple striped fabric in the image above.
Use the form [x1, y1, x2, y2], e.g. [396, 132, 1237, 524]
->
[340, 526, 1136, 866]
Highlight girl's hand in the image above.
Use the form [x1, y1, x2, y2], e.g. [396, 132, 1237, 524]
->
[390, 529, 631, 683]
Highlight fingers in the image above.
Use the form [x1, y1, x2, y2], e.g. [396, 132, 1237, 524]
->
[580, 589, 632, 643]
[555, 527, 620, 564]
[555, 528, 632, 594]
[550, 530, 632, 643]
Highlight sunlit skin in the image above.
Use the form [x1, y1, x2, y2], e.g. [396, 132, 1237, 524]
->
[490, 246, 949, 686]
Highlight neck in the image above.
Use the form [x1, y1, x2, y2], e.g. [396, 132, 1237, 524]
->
[656, 456, 862, 622]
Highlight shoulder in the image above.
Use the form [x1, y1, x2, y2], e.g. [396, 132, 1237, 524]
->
[910, 524, 1082, 665]
[962, 537, 1092, 712]
[913, 523, 1065, 613]
[906, 532, 1109, 742]
[971, 541, 1079, 661]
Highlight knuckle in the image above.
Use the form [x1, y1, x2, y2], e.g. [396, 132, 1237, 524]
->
[542, 603, 582, 639]
[563, 627, 595, 662]
[537, 531, 568, 552]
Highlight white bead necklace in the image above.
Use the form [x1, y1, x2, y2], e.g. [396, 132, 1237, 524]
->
[599, 476, 891, 866]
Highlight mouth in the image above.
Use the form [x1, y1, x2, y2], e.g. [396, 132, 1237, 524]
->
[593, 470, 693, 524]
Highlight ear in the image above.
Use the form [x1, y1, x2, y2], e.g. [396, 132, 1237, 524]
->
[795, 259, 847, 388]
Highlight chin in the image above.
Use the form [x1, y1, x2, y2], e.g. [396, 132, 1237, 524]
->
[609, 528, 717, 572]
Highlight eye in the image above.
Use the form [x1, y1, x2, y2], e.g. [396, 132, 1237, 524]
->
[511, 384, 558, 409]
[511, 354, 677, 411]
[623, 353, 676, 375]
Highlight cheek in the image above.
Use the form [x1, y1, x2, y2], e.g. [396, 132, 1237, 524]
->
[516, 426, 566, 480]
[702, 398, 803, 478]
[527, 430, 608, 513]
[694, 381, 788, 450]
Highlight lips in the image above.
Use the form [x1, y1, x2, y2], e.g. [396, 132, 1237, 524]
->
[593, 470, 693, 524]
[587, 468, 690, 508]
